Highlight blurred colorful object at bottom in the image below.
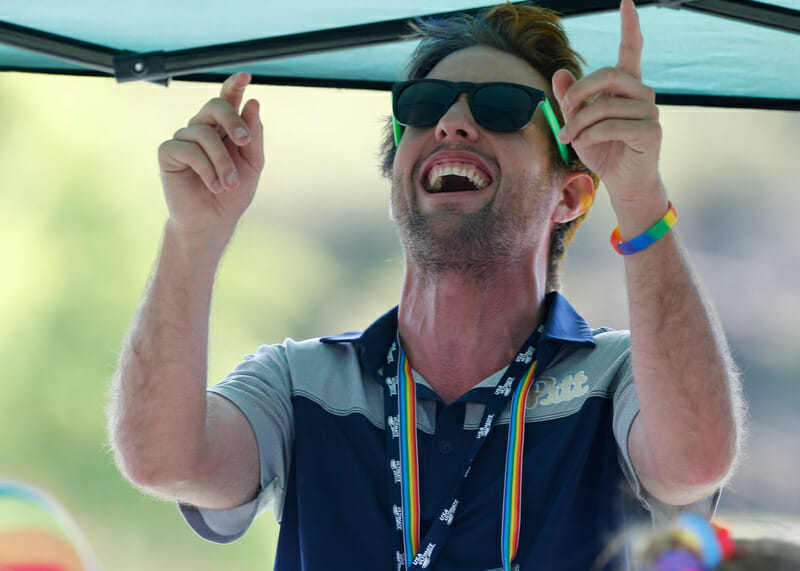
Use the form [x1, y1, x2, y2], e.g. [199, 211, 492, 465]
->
[0, 479, 100, 571]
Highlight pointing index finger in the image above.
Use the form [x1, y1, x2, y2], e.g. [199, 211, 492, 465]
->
[221, 72, 252, 112]
[617, 0, 643, 80]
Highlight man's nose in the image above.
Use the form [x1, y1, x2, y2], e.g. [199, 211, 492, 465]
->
[435, 95, 480, 142]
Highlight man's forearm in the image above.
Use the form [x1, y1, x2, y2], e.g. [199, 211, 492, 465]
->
[624, 227, 742, 504]
[109, 222, 230, 492]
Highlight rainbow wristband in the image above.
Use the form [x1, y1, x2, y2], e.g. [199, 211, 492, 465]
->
[610, 202, 677, 255]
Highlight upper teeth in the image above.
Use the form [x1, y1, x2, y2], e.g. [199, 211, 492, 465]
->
[427, 164, 489, 191]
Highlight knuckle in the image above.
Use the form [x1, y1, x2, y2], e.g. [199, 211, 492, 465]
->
[644, 120, 662, 144]
[252, 149, 266, 169]
[597, 97, 615, 115]
[653, 121, 663, 142]
[196, 123, 218, 138]
[208, 96, 228, 109]
[160, 138, 188, 157]
[192, 97, 232, 122]
[177, 144, 202, 169]
[186, 144, 204, 161]
[157, 140, 174, 159]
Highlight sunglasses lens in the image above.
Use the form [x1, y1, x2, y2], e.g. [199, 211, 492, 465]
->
[472, 85, 540, 131]
[395, 82, 455, 126]
[393, 81, 545, 131]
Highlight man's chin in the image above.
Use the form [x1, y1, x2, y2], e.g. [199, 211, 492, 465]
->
[401, 212, 512, 269]
[418, 210, 474, 232]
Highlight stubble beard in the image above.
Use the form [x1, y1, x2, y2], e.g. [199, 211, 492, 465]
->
[391, 170, 554, 280]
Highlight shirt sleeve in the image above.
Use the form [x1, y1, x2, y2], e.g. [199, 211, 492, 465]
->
[611, 343, 718, 523]
[179, 342, 295, 544]
[612, 364, 646, 502]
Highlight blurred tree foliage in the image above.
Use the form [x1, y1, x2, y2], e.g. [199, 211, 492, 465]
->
[0, 74, 400, 570]
[0, 72, 798, 568]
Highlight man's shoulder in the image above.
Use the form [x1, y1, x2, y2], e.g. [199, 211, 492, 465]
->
[272, 336, 384, 426]
[549, 325, 630, 365]
[591, 326, 631, 347]
[236, 336, 360, 372]
[538, 326, 632, 398]
[276, 335, 364, 377]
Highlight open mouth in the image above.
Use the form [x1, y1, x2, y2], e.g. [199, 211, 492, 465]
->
[424, 162, 491, 193]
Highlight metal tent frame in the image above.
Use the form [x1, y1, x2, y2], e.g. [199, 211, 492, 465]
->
[1, 0, 799, 109]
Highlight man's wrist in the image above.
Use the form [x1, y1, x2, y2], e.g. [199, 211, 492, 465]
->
[162, 219, 234, 272]
[608, 183, 670, 241]
[165, 219, 234, 255]
[611, 202, 677, 255]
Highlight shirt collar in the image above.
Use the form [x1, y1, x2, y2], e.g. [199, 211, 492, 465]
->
[320, 291, 596, 385]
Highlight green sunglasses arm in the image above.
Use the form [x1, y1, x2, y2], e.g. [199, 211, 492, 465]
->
[541, 98, 570, 166]
[393, 115, 404, 147]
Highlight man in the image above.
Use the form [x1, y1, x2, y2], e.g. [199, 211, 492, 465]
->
[109, 1, 743, 569]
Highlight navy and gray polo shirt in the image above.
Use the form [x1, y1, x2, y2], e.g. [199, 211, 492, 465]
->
[181, 293, 677, 570]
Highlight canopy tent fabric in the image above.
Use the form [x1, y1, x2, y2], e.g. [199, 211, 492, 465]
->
[1, 0, 799, 110]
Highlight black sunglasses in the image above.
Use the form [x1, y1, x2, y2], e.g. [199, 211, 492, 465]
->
[391, 79, 569, 164]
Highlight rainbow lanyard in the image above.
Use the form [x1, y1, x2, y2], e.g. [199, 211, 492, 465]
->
[382, 326, 543, 571]
[501, 360, 538, 571]
[397, 354, 421, 560]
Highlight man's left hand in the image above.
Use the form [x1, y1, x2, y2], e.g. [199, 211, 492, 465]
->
[552, 0, 663, 210]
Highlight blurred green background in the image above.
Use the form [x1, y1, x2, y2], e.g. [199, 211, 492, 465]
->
[0, 72, 798, 569]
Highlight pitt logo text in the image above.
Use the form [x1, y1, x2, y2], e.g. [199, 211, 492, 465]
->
[527, 371, 589, 408]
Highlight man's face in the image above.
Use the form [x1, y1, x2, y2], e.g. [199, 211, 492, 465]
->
[391, 46, 561, 273]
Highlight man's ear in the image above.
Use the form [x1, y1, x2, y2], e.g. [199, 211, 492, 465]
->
[551, 171, 595, 223]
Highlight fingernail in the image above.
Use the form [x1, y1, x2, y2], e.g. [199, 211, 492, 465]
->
[226, 170, 239, 188]
[234, 127, 249, 141]
[211, 180, 223, 194]
[558, 128, 569, 144]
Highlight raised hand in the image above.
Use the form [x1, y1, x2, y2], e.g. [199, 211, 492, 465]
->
[158, 72, 265, 239]
[552, 0, 663, 210]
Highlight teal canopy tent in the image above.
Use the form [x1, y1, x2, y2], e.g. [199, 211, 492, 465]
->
[1, 1, 798, 109]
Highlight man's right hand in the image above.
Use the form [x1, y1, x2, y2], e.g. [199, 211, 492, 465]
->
[109, 72, 264, 510]
[158, 72, 264, 240]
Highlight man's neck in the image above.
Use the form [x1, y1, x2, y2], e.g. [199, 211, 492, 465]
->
[397, 256, 548, 404]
